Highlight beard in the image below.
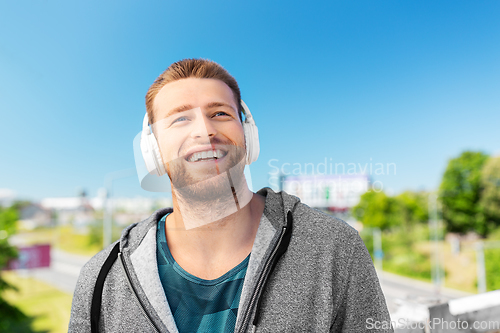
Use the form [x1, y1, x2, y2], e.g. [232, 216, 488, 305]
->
[166, 141, 247, 204]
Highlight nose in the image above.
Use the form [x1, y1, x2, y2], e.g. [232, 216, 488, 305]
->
[190, 111, 216, 140]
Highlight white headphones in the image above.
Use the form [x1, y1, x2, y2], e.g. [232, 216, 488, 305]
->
[140, 100, 260, 177]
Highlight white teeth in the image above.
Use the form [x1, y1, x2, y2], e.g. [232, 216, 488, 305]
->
[188, 149, 225, 162]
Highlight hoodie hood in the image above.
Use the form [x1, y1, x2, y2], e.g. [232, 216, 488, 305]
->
[257, 187, 301, 230]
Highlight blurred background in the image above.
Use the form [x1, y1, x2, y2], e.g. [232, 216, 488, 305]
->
[1, 0, 499, 332]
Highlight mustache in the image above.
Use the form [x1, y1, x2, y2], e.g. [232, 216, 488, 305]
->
[180, 137, 239, 157]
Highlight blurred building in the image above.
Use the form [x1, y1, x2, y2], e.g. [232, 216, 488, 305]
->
[34, 194, 172, 229]
[89, 196, 172, 227]
[19, 203, 53, 230]
[282, 174, 369, 227]
[89, 196, 171, 215]
[41, 192, 94, 228]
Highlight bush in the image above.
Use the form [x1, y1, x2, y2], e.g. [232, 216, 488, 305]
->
[360, 225, 432, 281]
[0, 298, 36, 333]
[485, 248, 500, 291]
[485, 227, 500, 291]
[0, 205, 38, 332]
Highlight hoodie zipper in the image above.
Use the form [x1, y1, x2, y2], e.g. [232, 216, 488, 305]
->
[238, 225, 287, 333]
[118, 252, 162, 333]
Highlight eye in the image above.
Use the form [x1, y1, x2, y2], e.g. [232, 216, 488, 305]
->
[172, 116, 188, 124]
[213, 111, 230, 117]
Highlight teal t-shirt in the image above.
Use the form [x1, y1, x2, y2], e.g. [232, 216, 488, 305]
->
[156, 214, 249, 333]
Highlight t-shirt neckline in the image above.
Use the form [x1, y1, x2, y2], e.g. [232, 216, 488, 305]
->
[158, 213, 250, 286]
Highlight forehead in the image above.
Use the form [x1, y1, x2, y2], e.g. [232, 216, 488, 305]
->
[153, 78, 237, 119]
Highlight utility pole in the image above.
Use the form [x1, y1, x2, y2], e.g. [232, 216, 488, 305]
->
[476, 241, 486, 294]
[279, 172, 285, 192]
[373, 227, 383, 275]
[429, 193, 443, 294]
[475, 240, 500, 294]
[103, 168, 136, 248]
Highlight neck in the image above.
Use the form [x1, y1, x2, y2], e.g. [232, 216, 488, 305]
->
[171, 170, 254, 229]
[165, 174, 265, 268]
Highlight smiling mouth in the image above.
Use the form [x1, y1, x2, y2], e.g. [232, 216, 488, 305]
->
[186, 149, 228, 163]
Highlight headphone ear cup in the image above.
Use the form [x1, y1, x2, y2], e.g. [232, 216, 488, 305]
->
[140, 120, 166, 177]
[243, 119, 260, 165]
[148, 133, 166, 176]
[240, 100, 260, 165]
[140, 132, 157, 176]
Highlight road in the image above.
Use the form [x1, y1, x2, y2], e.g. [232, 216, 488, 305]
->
[378, 270, 471, 315]
[17, 249, 473, 316]
[16, 249, 91, 295]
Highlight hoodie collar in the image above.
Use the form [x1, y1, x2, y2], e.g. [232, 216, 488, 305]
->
[258, 187, 301, 230]
[119, 207, 172, 253]
[120, 187, 300, 253]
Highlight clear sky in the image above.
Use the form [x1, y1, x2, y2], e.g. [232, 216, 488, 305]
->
[1, 0, 499, 201]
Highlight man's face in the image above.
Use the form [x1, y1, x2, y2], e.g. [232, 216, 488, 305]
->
[152, 78, 246, 200]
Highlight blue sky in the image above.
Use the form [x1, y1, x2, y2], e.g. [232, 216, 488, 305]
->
[1, 0, 499, 201]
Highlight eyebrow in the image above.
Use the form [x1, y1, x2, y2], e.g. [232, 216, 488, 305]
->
[206, 102, 236, 112]
[164, 102, 236, 118]
[164, 104, 194, 118]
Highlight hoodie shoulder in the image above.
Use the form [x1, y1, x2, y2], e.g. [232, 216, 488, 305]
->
[295, 201, 357, 234]
[69, 208, 171, 331]
[68, 238, 121, 331]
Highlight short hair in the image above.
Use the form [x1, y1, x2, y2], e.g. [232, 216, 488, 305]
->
[146, 58, 242, 125]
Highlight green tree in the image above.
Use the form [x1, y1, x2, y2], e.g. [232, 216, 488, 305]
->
[479, 156, 500, 232]
[394, 191, 429, 227]
[0, 205, 35, 332]
[439, 151, 489, 236]
[352, 191, 398, 230]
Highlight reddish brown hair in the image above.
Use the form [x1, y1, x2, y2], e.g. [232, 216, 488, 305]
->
[146, 58, 242, 124]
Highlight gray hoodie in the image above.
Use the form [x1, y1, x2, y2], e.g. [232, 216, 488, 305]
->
[69, 188, 393, 332]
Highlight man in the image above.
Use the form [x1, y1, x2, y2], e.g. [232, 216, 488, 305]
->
[69, 59, 393, 332]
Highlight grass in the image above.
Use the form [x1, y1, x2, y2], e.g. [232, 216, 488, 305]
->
[1, 271, 73, 333]
[360, 224, 500, 293]
[56, 226, 103, 256]
[15, 224, 116, 257]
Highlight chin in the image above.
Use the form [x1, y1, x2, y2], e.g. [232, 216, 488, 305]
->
[167, 147, 246, 202]
[175, 175, 235, 203]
